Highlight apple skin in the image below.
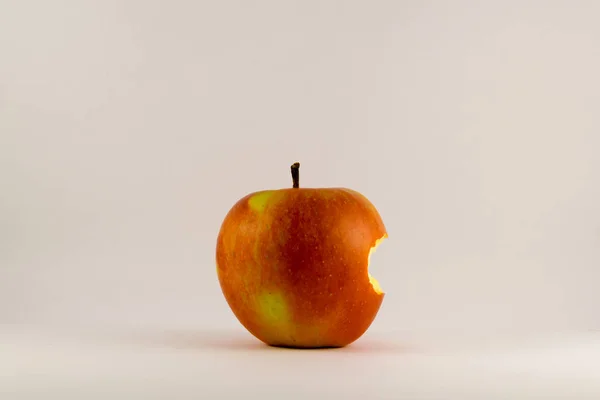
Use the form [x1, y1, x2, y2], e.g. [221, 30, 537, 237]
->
[216, 187, 387, 348]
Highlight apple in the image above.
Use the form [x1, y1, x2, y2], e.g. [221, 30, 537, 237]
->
[216, 162, 387, 348]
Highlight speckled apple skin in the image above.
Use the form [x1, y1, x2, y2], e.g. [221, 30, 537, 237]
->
[216, 188, 387, 348]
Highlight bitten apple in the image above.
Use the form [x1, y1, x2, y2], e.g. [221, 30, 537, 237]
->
[216, 163, 387, 348]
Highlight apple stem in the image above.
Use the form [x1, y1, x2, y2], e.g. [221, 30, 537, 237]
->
[291, 162, 300, 188]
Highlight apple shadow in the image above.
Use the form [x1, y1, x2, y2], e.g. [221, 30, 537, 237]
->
[264, 338, 417, 354]
[123, 330, 267, 352]
[113, 330, 418, 354]
[340, 338, 419, 354]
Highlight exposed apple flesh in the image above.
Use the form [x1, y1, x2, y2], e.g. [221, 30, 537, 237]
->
[368, 235, 387, 295]
[216, 163, 388, 348]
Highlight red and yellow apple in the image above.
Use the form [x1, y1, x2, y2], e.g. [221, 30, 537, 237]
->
[216, 163, 387, 348]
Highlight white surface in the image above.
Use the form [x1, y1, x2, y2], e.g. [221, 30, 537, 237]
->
[2, 326, 600, 399]
[1, 3, 599, 399]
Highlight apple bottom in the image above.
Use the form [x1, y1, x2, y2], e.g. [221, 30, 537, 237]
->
[220, 278, 385, 349]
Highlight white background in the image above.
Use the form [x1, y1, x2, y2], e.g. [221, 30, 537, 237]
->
[1, 0, 599, 398]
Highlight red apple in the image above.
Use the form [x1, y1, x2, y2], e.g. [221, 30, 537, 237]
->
[216, 163, 387, 348]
